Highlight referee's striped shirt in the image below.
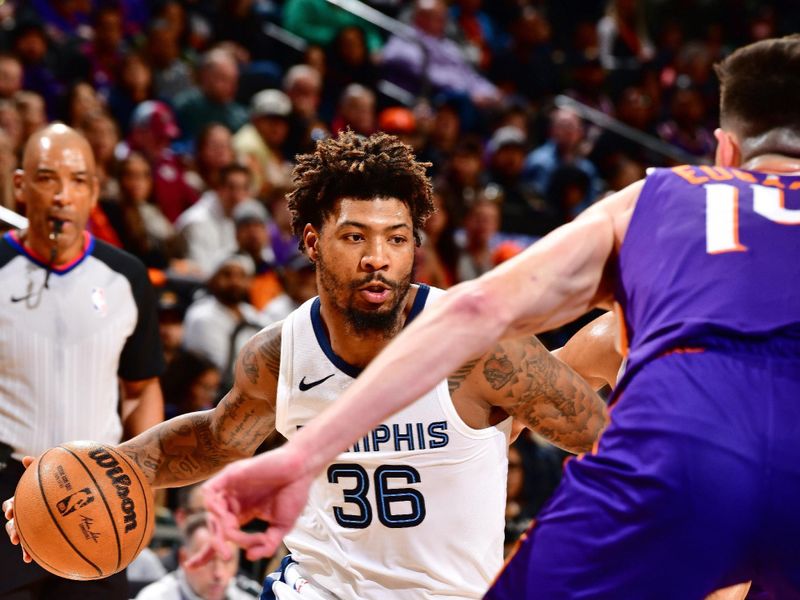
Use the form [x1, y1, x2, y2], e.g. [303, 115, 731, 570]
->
[0, 231, 164, 460]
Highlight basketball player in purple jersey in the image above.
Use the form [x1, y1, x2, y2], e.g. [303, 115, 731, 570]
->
[201, 36, 800, 598]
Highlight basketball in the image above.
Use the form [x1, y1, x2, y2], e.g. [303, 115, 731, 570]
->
[13, 441, 154, 580]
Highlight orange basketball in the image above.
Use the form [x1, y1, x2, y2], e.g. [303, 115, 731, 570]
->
[13, 441, 155, 580]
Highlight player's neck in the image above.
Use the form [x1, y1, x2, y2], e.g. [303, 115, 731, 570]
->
[741, 154, 800, 175]
[320, 286, 420, 369]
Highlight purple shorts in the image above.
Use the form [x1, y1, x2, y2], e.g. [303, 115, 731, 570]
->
[487, 337, 800, 599]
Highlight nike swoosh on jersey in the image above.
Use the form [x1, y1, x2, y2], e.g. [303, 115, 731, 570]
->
[299, 373, 335, 391]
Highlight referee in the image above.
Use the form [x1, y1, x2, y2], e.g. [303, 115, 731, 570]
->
[0, 124, 165, 599]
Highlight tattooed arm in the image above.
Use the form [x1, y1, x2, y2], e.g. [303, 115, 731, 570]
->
[452, 335, 608, 454]
[118, 321, 283, 488]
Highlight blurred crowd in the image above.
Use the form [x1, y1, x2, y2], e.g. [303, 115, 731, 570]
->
[0, 0, 796, 592]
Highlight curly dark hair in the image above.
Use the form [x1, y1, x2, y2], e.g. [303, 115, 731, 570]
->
[288, 130, 434, 250]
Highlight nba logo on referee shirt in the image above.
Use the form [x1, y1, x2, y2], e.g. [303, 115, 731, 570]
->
[91, 287, 108, 317]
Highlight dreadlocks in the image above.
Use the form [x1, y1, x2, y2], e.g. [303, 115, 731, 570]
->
[288, 130, 434, 250]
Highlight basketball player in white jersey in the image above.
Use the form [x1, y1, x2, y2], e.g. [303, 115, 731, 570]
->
[6, 130, 607, 599]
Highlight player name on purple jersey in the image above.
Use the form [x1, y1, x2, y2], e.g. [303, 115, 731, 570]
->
[615, 166, 800, 374]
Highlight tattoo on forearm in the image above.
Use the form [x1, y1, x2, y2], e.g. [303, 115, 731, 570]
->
[448, 357, 481, 395]
[483, 337, 607, 454]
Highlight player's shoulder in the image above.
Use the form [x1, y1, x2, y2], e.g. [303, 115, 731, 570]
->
[241, 319, 284, 380]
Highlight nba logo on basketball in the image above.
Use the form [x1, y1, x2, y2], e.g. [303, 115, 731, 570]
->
[90, 287, 108, 317]
[56, 488, 96, 517]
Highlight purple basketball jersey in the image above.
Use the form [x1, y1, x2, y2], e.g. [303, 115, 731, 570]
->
[616, 165, 800, 377]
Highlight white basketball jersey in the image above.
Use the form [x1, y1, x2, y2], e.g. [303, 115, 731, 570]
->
[276, 285, 511, 599]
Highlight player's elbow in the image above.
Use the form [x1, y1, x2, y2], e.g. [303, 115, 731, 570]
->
[447, 280, 513, 340]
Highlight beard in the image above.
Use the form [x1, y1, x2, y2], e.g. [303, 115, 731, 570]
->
[317, 249, 413, 337]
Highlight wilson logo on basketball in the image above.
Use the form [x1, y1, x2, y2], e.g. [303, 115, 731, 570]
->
[87, 448, 139, 533]
[56, 488, 95, 517]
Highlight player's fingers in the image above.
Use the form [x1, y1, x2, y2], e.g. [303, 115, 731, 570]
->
[5, 517, 19, 545]
[2, 497, 13, 519]
[21, 456, 34, 469]
[244, 529, 284, 561]
[183, 539, 216, 569]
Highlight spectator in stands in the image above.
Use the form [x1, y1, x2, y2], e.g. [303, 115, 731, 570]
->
[12, 19, 64, 116]
[82, 3, 127, 97]
[174, 48, 248, 142]
[282, 0, 384, 55]
[176, 163, 253, 277]
[597, 0, 654, 95]
[418, 98, 464, 177]
[565, 54, 614, 117]
[414, 189, 457, 288]
[321, 26, 378, 121]
[489, 7, 558, 105]
[182, 253, 265, 387]
[588, 85, 661, 178]
[0, 130, 17, 211]
[524, 107, 601, 213]
[266, 189, 300, 266]
[456, 187, 501, 281]
[108, 53, 154, 136]
[161, 350, 222, 419]
[450, 0, 497, 71]
[146, 18, 194, 101]
[657, 85, 715, 161]
[487, 125, 558, 237]
[380, 0, 500, 106]
[124, 100, 199, 223]
[135, 514, 259, 600]
[233, 200, 283, 312]
[211, 0, 281, 62]
[0, 100, 23, 155]
[81, 111, 121, 200]
[504, 444, 533, 555]
[261, 252, 317, 323]
[283, 64, 326, 157]
[64, 81, 102, 128]
[107, 152, 185, 270]
[434, 136, 486, 225]
[0, 54, 23, 101]
[14, 91, 47, 141]
[331, 83, 376, 136]
[546, 165, 593, 222]
[188, 123, 236, 194]
[233, 89, 293, 198]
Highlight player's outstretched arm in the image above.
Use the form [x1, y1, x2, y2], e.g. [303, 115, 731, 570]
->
[451, 335, 608, 454]
[118, 321, 282, 489]
[553, 311, 623, 391]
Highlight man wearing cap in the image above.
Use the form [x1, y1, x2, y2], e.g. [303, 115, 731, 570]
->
[233, 200, 283, 311]
[487, 125, 560, 237]
[182, 252, 266, 390]
[124, 99, 199, 223]
[233, 88, 293, 198]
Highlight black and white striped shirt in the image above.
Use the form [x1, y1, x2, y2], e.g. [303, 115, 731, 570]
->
[0, 231, 164, 460]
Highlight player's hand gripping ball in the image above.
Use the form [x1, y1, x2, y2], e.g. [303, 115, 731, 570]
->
[13, 441, 154, 580]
